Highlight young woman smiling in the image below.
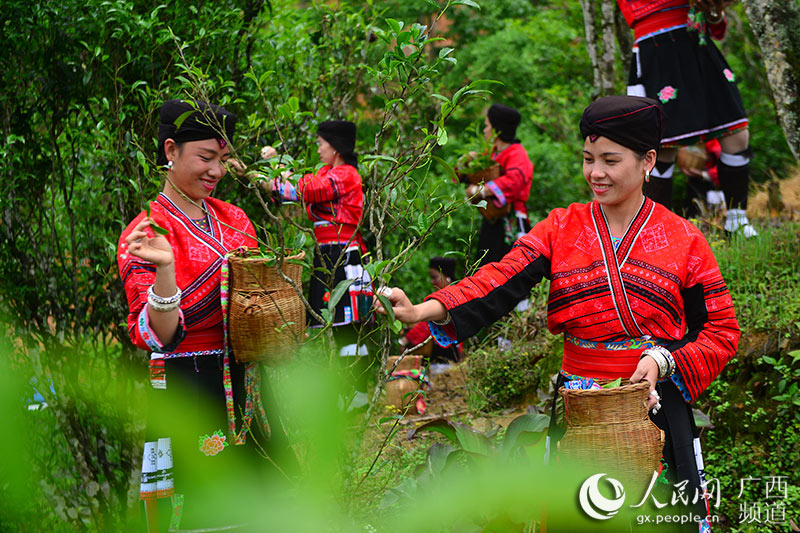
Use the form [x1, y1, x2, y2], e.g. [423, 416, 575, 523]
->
[378, 96, 739, 529]
[119, 99, 294, 531]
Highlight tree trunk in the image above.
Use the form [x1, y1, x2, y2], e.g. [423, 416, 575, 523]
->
[579, 0, 601, 96]
[580, 0, 625, 97]
[742, 0, 800, 160]
[615, 4, 633, 76]
[599, 0, 617, 95]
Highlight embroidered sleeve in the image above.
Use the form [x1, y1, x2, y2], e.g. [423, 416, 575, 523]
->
[277, 180, 298, 202]
[425, 223, 552, 342]
[297, 166, 359, 204]
[118, 216, 187, 353]
[138, 306, 187, 353]
[485, 181, 508, 208]
[666, 235, 739, 402]
[428, 320, 458, 348]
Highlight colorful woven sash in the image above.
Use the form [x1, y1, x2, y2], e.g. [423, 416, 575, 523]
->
[561, 333, 669, 380]
[220, 250, 271, 445]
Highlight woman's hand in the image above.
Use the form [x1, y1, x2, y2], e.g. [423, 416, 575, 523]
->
[261, 146, 278, 160]
[374, 288, 448, 325]
[228, 159, 248, 177]
[374, 287, 417, 323]
[125, 218, 174, 268]
[630, 355, 660, 411]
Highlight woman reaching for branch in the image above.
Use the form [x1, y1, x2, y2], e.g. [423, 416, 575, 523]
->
[377, 95, 739, 529]
[267, 120, 374, 408]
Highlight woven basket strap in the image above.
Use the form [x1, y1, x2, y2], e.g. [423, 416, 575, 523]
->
[220, 248, 271, 445]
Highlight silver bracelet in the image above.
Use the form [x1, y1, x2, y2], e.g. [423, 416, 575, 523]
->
[641, 346, 675, 379]
[148, 285, 181, 313]
[431, 313, 452, 326]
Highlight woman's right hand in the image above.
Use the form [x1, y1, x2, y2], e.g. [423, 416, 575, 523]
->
[374, 288, 448, 325]
[125, 218, 174, 268]
[374, 287, 418, 324]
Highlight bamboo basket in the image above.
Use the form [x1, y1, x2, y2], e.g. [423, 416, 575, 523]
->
[557, 380, 664, 496]
[460, 164, 511, 222]
[474, 198, 512, 223]
[228, 249, 306, 365]
[458, 163, 501, 185]
[676, 145, 707, 172]
[384, 355, 424, 414]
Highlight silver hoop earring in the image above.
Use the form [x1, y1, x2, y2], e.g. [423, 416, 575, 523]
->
[167, 160, 174, 171]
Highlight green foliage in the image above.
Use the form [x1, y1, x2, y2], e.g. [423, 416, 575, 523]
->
[710, 221, 800, 333]
[1, 0, 798, 530]
[468, 339, 551, 409]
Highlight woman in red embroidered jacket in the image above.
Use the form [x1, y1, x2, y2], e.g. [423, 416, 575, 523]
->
[378, 96, 739, 526]
[270, 121, 373, 405]
[271, 120, 372, 329]
[468, 104, 534, 265]
[119, 100, 292, 531]
[620, 0, 756, 236]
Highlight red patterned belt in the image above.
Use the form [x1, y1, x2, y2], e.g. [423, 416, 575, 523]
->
[561, 334, 668, 380]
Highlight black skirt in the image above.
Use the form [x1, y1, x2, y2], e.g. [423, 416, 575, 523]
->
[477, 212, 531, 266]
[308, 243, 373, 327]
[628, 25, 748, 146]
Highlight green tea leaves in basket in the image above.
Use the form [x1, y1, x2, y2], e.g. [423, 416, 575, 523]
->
[602, 377, 622, 389]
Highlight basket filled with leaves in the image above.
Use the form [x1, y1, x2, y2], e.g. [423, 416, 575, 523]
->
[227, 248, 306, 364]
[557, 379, 664, 495]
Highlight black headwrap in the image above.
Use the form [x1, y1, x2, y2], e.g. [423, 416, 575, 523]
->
[317, 120, 358, 168]
[157, 99, 237, 165]
[429, 256, 456, 281]
[579, 95, 663, 154]
[487, 104, 522, 143]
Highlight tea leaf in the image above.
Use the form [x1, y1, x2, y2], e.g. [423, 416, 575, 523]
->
[173, 109, 194, 131]
[151, 224, 169, 236]
[500, 413, 549, 455]
[602, 378, 621, 389]
[327, 279, 355, 317]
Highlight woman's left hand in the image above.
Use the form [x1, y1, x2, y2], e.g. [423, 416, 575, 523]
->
[630, 355, 660, 411]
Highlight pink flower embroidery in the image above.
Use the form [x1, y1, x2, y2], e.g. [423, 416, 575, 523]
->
[198, 430, 228, 456]
[657, 86, 677, 104]
[723, 68, 735, 82]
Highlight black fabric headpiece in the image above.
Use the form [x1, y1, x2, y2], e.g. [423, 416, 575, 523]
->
[487, 104, 522, 143]
[317, 120, 358, 167]
[579, 95, 663, 154]
[157, 99, 237, 165]
[429, 256, 456, 281]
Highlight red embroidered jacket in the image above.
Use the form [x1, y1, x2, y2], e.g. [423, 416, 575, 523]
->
[618, 0, 727, 41]
[485, 143, 534, 216]
[428, 198, 739, 401]
[118, 194, 257, 353]
[296, 164, 365, 249]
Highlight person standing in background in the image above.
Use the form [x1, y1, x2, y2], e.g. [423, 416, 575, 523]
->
[619, 0, 757, 236]
[469, 104, 535, 265]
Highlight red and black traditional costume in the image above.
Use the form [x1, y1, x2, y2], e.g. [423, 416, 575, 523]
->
[120, 194, 291, 528]
[427, 198, 739, 524]
[620, 0, 747, 146]
[479, 104, 535, 265]
[278, 162, 373, 327]
[620, 0, 753, 216]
